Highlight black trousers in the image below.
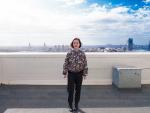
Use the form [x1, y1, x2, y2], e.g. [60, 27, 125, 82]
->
[67, 70, 83, 108]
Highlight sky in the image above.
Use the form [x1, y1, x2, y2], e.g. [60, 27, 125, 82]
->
[0, 0, 150, 46]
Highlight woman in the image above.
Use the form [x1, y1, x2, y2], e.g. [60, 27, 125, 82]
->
[63, 38, 88, 112]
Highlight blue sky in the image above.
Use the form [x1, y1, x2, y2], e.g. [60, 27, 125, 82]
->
[0, 0, 150, 46]
[87, 0, 149, 9]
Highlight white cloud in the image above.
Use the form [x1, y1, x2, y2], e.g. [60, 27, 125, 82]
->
[0, 0, 150, 46]
[62, 0, 86, 6]
[144, 0, 150, 3]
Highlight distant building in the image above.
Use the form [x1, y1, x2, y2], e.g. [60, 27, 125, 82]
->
[28, 43, 31, 48]
[128, 38, 133, 51]
[44, 42, 46, 47]
[148, 41, 150, 51]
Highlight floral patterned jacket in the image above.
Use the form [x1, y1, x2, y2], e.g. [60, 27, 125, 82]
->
[63, 49, 88, 76]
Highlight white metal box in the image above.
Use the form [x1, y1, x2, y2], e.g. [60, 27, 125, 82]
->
[112, 65, 141, 88]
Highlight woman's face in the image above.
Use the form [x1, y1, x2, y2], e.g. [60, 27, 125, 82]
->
[73, 39, 80, 49]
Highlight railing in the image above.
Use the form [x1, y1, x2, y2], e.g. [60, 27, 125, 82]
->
[0, 52, 150, 85]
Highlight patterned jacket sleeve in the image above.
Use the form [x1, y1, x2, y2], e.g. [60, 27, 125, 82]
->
[83, 53, 88, 76]
[63, 52, 69, 75]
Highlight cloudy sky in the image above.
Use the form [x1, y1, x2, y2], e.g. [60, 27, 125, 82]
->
[0, 0, 150, 46]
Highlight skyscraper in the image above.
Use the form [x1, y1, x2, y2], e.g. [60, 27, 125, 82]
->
[128, 38, 133, 51]
[148, 41, 150, 51]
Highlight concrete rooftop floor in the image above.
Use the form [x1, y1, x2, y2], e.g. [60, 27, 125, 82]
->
[0, 85, 150, 113]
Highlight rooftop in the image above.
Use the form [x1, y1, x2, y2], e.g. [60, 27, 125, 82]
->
[0, 52, 150, 112]
[1, 85, 150, 113]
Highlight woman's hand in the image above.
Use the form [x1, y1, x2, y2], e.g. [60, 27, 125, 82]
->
[83, 76, 87, 80]
[64, 74, 67, 78]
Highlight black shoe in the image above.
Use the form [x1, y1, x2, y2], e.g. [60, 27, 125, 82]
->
[69, 108, 74, 112]
[74, 107, 79, 112]
[68, 104, 73, 112]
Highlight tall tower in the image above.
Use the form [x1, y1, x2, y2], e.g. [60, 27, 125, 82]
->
[28, 42, 31, 48]
[148, 41, 150, 51]
[44, 42, 46, 47]
[128, 38, 133, 51]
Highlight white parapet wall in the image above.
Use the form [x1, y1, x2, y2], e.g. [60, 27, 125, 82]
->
[0, 52, 150, 85]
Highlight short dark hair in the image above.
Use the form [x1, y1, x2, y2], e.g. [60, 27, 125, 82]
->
[70, 38, 82, 48]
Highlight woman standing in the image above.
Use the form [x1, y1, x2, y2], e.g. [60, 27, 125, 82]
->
[63, 38, 88, 112]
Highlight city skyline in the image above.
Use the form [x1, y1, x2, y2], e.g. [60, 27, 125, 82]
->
[0, 0, 150, 46]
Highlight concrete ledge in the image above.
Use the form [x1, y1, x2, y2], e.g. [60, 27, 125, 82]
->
[4, 107, 150, 113]
[0, 52, 150, 85]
